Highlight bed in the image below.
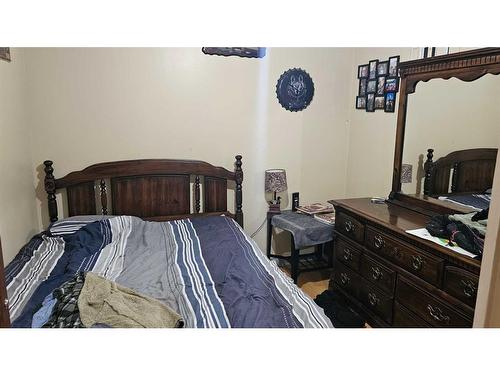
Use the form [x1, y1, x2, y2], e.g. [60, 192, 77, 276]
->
[3, 156, 331, 328]
[423, 148, 497, 211]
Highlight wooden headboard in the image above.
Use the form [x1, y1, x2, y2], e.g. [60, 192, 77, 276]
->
[423, 148, 497, 196]
[43, 155, 244, 228]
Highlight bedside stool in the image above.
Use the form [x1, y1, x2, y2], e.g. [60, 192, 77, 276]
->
[266, 210, 334, 284]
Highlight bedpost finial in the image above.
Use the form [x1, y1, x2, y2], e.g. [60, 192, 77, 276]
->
[234, 155, 243, 228]
[44, 160, 54, 174]
[426, 149, 434, 161]
[43, 160, 58, 223]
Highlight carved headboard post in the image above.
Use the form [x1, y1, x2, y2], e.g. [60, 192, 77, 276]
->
[423, 149, 434, 196]
[234, 155, 244, 228]
[44, 160, 59, 223]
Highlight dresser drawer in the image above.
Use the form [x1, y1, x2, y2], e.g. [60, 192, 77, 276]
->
[443, 266, 479, 308]
[336, 212, 365, 244]
[359, 253, 396, 296]
[396, 276, 472, 328]
[358, 278, 393, 324]
[392, 302, 429, 328]
[335, 237, 362, 271]
[365, 226, 443, 286]
[332, 262, 360, 298]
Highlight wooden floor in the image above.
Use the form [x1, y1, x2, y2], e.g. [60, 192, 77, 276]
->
[280, 266, 370, 328]
[279, 267, 331, 299]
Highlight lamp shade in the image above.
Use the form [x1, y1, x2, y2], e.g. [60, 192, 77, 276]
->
[265, 169, 287, 193]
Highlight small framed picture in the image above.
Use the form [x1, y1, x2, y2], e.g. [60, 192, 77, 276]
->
[388, 55, 400, 77]
[368, 59, 378, 79]
[377, 61, 388, 76]
[356, 96, 366, 109]
[367, 79, 377, 93]
[0, 47, 11, 62]
[377, 76, 386, 95]
[366, 93, 375, 112]
[385, 92, 396, 112]
[358, 64, 369, 78]
[385, 77, 399, 92]
[359, 78, 367, 96]
[374, 95, 385, 110]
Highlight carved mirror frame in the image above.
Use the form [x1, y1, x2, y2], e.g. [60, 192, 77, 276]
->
[388, 47, 500, 214]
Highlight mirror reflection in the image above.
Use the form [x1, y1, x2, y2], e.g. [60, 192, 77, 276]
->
[401, 75, 499, 211]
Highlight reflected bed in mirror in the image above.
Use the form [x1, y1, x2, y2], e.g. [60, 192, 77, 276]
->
[391, 48, 500, 215]
[401, 75, 499, 200]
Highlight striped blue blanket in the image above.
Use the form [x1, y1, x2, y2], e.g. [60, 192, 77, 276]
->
[6, 215, 331, 328]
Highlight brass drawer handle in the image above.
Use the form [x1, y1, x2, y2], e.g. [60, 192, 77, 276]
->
[411, 255, 424, 271]
[343, 248, 353, 261]
[460, 279, 477, 298]
[374, 234, 384, 249]
[427, 304, 450, 324]
[3, 298, 8, 308]
[371, 266, 383, 281]
[344, 220, 355, 233]
[368, 292, 379, 307]
[340, 272, 350, 285]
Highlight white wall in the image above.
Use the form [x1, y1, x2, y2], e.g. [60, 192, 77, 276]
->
[23, 47, 354, 254]
[0, 49, 39, 264]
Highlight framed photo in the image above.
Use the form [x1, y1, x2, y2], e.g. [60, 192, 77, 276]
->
[358, 64, 369, 78]
[374, 95, 385, 110]
[367, 79, 377, 94]
[377, 76, 386, 95]
[366, 93, 375, 112]
[384, 92, 396, 112]
[368, 59, 378, 79]
[377, 61, 388, 76]
[385, 77, 399, 92]
[0, 47, 11, 62]
[388, 55, 400, 77]
[356, 96, 366, 109]
[359, 79, 367, 96]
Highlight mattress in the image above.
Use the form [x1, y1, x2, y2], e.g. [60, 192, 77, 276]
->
[6, 215, 331, 328]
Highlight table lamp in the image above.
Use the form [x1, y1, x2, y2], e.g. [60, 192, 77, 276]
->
[265, 169, 287, 213]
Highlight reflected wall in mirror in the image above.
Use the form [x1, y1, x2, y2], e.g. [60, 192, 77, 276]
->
[401, 74, 500, 207]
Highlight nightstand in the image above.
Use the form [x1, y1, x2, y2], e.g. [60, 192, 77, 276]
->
[266, 210, 334, 283]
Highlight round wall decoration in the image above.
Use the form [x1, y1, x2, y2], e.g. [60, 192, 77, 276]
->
[276, 68, 314, 112]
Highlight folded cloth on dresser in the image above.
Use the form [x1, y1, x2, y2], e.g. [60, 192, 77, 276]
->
[426, 213, 487, 257]
[78, 272, 184, 328]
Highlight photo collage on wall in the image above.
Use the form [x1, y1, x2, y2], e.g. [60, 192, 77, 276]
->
[356, 55, 399, 113]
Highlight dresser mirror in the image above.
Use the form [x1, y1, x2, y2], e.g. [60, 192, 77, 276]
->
[390, 48, 500, 214]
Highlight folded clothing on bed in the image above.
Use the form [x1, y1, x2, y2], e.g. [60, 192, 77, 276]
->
[78, 272, 184, 328]
[39, 272, 184, 328]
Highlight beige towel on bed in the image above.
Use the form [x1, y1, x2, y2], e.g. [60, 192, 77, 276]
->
[78, 272, 184, 328]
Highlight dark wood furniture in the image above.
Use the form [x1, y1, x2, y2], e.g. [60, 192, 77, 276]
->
[390, 47, 500, 212]
[44, 156, 244, 228]
[329, 48, 500, 327]
[0, 238, 10, 328]
[267, 211, 333, 283]
[423, 148, 497, 196]
[329, 198, 479, 327]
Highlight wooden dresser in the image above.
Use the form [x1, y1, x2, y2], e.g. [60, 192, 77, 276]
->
[328, 198, 480, 328]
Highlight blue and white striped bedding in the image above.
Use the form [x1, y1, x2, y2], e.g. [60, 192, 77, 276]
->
[6, 215, 331, 328]
[438, 194, 491, 211]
